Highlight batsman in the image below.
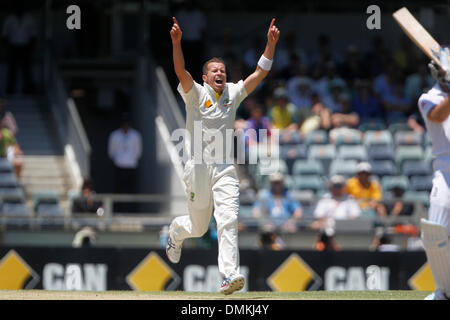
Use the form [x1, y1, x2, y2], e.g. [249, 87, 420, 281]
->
[166, 17, 280, 295]
[418, 50, 450, 300]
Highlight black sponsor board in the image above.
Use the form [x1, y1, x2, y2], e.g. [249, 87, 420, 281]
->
[0, 247, 429, 291]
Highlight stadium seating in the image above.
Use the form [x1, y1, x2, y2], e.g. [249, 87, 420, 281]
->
[293, 175, 325, 192]
[423, 133, 432, 147]
[337, 145, 368, 161]
[424, 145, 433, 165]
[388, 122, 411, 136]
[358, 120, 386, 132]
[292, 160, 324, 176]
[402, 160, 432, 178]
[305, 130, 328, 146]
[369, 160, 397, 178]
[289, 189, 315, 207]
[394, 131, 423, 146]
[363, 130, 393, 147]
[0, 173, 19, 188]
[332, 130, 362, 147]
[279, 130, 302, 145]
[329, 159, 358, 178]
[381, 175, 409, 193]
[395, 146, 424, 171]
[410, 175, 433, 192]
[308, 144, 336, 175]
[403, 190, 430, 208]
[239, 205, 253, 218]
[368, 145, 396, 162]
[280, 144, 308, 174]
[33, 191, 65, 216]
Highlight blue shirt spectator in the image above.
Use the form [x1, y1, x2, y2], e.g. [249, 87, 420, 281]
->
[252, 172, 303, 233]
[352, 79, 384, 120]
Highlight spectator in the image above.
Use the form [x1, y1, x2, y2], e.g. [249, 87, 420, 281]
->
[311, 34, 341, 67]
[311, 175, 361, 232]
[315, 229, 341, 252]
[373, 63, 397, 103]
[298, 92, 331, 136]
[329, 92, 360, 141]
[268, 86, 298, 130]
[363, 36, 391, 78]
[2, 1, 37, 94]
[108, 113, 142, 196]
[243, 36, 263, 72]
[405, 64, 434, 101]
[0, 98, 18, 136]
[0, 127, 23, 178]
[286, 76, 312, 110]
[252, 172, 303, 233]
[381, 184, 414, 217]
[275, 31, 309, 72]
[175, 0, 206, 83]
[244, 104, 272, 146]
[322, 78, 348, 113]
[338, 44, 368, 83]
[312, 61, 345, 100]
[407, 113, 425, 133]
[352, 79, 383, 121]
[345, 162, 386, 217]
[370, 228, 400, 252]
[71, 178, 103, 214]
[381, 82, 413, 119]
[258, 229, 286, 251]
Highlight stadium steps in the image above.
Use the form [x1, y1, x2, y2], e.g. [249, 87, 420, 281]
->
[4, 96, 77, 213]
[19, 155, 74, 198]
[6, 96, 63, 155]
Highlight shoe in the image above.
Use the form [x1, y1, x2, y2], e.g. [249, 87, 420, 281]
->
[166, 234, 182, 264]
[425, 289, 449, 300]
[220, 274, 245, 295]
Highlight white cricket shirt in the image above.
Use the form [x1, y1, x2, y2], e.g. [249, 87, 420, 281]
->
[418, 82, 450, 207]
[177, 81, 248, 164]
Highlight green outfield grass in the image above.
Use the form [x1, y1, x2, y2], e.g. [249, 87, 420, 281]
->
[0, 290, 431, 300]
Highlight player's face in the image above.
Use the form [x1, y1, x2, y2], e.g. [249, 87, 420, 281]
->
[203, 62, 227, 94]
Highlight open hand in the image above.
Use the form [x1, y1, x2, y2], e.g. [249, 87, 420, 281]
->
[267, 18, 280, 45]
[170, 17, 182, 44]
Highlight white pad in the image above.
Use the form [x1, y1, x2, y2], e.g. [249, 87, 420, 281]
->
[421, 218, 450, 297]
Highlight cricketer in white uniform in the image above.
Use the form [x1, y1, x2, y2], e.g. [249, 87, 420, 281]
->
[166, 17, 280, 295]
[417, 56, 450, 300]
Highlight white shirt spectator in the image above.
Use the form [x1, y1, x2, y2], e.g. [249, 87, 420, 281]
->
[2, 13, 37, 46]
[314, 193, 361, 220]
[108, 128, 142, 168]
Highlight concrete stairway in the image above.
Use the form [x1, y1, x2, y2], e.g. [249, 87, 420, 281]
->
[19, 155, 74, 198]
[5, 96, 77, 203]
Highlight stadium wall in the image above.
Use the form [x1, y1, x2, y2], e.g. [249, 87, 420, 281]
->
[0, 247, 433, 292]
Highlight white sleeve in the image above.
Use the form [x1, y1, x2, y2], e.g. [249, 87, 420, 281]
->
[418, 93, 438, 118]
[177, 81, 203, 108]
[232, 80, 248, 109]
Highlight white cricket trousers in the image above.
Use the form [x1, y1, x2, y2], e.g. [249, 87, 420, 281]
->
[429, 169, 450, 234]
[170, 160, 240, 278]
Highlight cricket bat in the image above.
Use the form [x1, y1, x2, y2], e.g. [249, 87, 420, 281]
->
[393, 7, 449, 70]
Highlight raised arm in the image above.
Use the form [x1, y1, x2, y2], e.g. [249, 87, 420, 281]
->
[170, 17, 194, 93]
[243, 18, 280, 95]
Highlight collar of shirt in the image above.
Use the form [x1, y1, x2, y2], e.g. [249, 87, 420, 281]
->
[204, 82, 227, 102]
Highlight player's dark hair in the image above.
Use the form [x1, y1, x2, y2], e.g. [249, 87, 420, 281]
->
[202, 57, 226, 75]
